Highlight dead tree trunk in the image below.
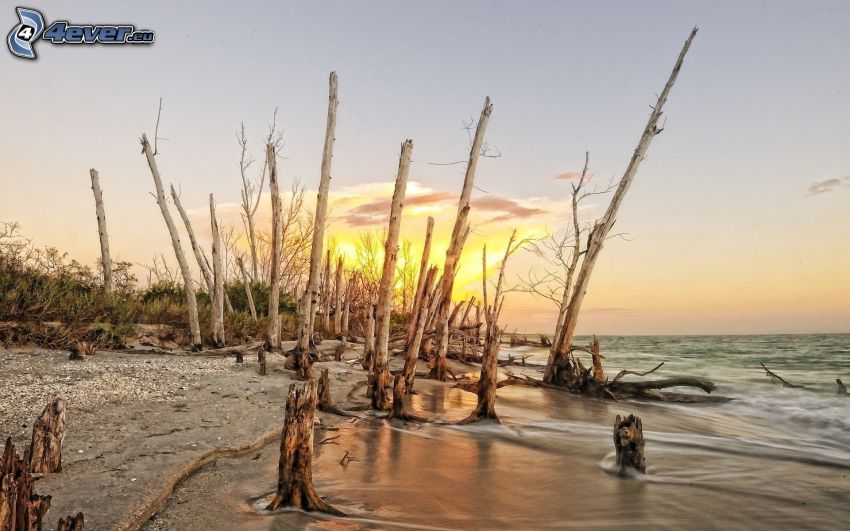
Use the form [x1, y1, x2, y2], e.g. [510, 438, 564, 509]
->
[333, 256, 343, 335]
[28, 399, 65, 474]
[402, 266, 437, 393]
[266, 143, 283, 350]
[838, 379, 847, 395]
[56, 513, 85, 531]
[141, 134, 202, 349]
[431, 99, 492, 380]
[341, 274, 353, 336]
[89, 169, 112, 293]
[294, 71, 338, 379]
[406, 217, 434, 347]
[209, 194, 225, 347]
[461, 230, 518, 424]
[322, 250, 331, 332]
[266, 381, 341, 514]
[1, 438, 52, 531]
[317, 368, 352, 417]
[258, 351, 267, 376]
[590, 336, 604, 383]
[613, 414, 646, 476]
[370, 139, 413, 410]
[362, 304, 375, 371]
[236, 257, 257, 322]
[544, 28, 698, 384]
[170, 185, 214, 296]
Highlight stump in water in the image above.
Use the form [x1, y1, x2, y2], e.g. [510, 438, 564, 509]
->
[316, 369, 353, 417]
[57, 512, 85, 531]
[69, 341, 96, 361]
[29, 398, 65, 474]
[258, 351, 267, 376]
[0, 437, 51, 530]
[613, 414, 646, 476]
[333, 339, 346, 362]
[266, 381, 341, 515]
[389, 374, 427, 422]
[837, 378, 846, 395]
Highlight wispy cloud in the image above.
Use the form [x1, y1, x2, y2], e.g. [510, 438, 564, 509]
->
[807, 176, 850, 196]
[553, 171, 584, 180]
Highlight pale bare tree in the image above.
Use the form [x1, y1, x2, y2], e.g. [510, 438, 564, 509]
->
[89, 169, 113, 292]
[267, 143, 283, 349]
[210, 194, 225, 346]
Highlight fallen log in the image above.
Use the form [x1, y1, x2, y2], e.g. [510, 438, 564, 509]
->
[266, 381, 342, 515]
[613, 414, 646, 476]
[29, 398, 65, 474]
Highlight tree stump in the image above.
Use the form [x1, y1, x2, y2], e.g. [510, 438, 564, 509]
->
[837, 378, 846, 395]
[235, 352, 244, 364]
[29, 398, 65, 474]
[316, 369, 353, 417]
[266, 381, 341, 515]
[389, 374, 427, 422]
[56, 512, 85, 531]
[613, 414, 646, 476]
[0, 437, 51, 530]
[258, 351, 267, 376]
[332, 339, 346, 362]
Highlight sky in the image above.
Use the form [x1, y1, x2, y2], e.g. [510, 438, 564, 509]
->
[1, 0, 848, 334]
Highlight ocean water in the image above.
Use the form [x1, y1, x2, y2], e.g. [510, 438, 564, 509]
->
[146, 334, 850, 530]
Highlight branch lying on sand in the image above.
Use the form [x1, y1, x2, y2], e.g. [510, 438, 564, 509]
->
[760, 362, 805, 389]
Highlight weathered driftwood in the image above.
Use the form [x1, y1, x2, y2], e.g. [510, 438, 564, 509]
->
[544, 28, 698, 384]
[370, 139, 413, 410]
[1, 437, 52, 530]
[209, 194, 225, 347]
[293, 71, 338, 379]
[141, 134, 202, 348]
[89, 169, 112, 293]
[266, 381, 342, 514]
[56, 512, 85, 531]
[430, 98, 493, 381]
[613, 414, 646, 476]
[266, 142, 283, 350]
[406, 217, 434, 348]
[838, 378, 847, 395]
[760, 362, 804, 389]
[29, 399, 65, 474]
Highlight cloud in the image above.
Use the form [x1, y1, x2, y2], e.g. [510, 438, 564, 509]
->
[553, 171, 584, 180]
[807, 176, 850, 196]
[471, 196, 547, 222]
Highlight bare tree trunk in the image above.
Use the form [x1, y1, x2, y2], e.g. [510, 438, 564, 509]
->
[266, 381, 342, 514]
[141, 134, 202, 348]
[544, 28, 698, 384]
[237, 257, 257, 322]
[362, 304, 375, 371]
[341, 274, 353, 336]
[209, 194, 225, 347]
[370, 139, 413, 410]
[294, 71, 339, 378]
[431, 99, 492, 380]
[267, 143, 283, 350]
[406, 217, 434, 347]
[333, 256, 343, 335]
[402, 266, 437, 393]
[170, 185, 214, 295]
[28, 399, 65, 474]
[89, 169, 113, 293]
[322, 250, 331, 331]
[613, 414, 646, 476]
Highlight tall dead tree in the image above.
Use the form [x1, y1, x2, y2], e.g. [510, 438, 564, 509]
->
[406, 216, 434, 347]
[236, 256, 257, 322]
[89, 169, 113, 293]
[461, 230, 521, 423]
[542, 28, 698, 385]
[141, 134, 202, 348]
[170, 185, 214, 295]
[267, 142, 283, 349]
[370, 139, 413, 410]
[333, 255, 343, 335]
[266, 381, 341, 514]
[362, 304, 375, 371]
[209, 194, 225, 347]
[322, 250, 331, 331]
[430, 97, 493, 381]
[341, 273, 353, 336]
[402, 265, 437, 393]
[293, 71, 338, 378]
